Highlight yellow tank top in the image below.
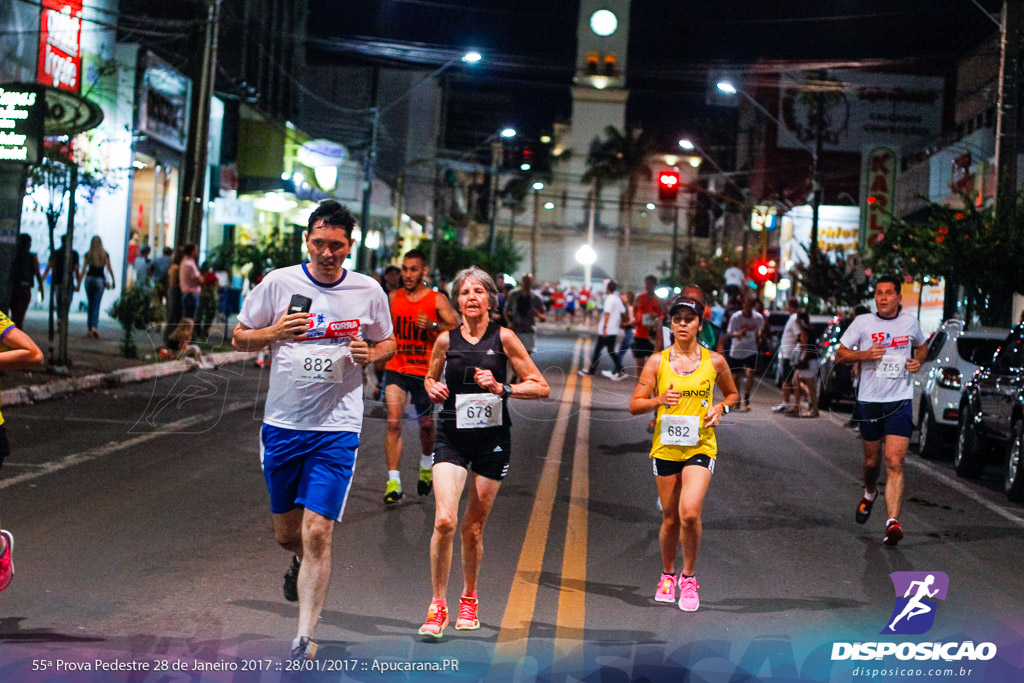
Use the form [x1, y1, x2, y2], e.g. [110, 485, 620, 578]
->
[650, 346, 718, 461]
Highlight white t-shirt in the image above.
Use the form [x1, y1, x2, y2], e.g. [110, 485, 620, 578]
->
[726, 310, 765, 359]
[779, 313, 800, 357]
[237, 264, 393, 432]
[839, 311, 926, 403]
[599, 293, 626, 336]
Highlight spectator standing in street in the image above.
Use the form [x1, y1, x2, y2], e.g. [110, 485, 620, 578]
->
[580, 280, 627, 379]
[629, 297, 738, 612]
[419, 266, 549, 637]
[78, 236, 116, 339]
[8, 235, 43, 330]
[0, 310, 45, 591]
[180, 243, 203, 320]
[835, 276, 927, 547]
[615, 291, 636, 368]
[503, 273, 546, 355]
[792, 311, 820, 418]
[773, 297, 801, 413]
[232, 200, 396, 660]
[723, 295, 764, 411]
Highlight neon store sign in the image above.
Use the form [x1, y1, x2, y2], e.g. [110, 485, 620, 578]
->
[38, 1, 83, 92]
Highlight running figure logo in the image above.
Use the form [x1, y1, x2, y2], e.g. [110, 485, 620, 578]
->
[882, 571, 949, 635]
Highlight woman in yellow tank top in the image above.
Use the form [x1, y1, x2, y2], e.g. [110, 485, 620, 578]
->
[629, 297, 737, 612]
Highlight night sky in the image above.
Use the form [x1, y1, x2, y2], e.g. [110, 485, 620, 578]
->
[307, 0, 1000, 152]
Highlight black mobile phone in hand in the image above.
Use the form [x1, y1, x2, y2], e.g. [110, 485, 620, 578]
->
[288, 294, 312, 314]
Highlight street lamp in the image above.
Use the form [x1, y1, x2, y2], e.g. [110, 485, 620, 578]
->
[575, 243, 597, 292]
[716, 80, 822, 258]
[530, 182, 544, 275]
[359, 50, 483, 270]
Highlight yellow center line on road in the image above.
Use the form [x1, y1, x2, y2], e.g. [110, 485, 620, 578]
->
[493, 336, 585, 664]
[553, 357, 592, 665]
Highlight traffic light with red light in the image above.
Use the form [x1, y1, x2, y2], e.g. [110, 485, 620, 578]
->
[657, 170, 680, 202]
[749, 259, 775, 286]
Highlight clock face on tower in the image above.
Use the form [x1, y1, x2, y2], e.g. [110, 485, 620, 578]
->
[590, 9, 618, 36]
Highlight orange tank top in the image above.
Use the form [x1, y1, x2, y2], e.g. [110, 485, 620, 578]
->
[386, 288, 439, 376]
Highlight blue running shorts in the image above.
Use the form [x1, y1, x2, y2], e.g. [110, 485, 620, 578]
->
[260, 424, 359, 521]
[856, 400, 914, 442]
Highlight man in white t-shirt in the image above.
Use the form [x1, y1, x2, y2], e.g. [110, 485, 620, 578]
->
[580, 280, 628, 380]
[232, 200, 396, 660]
[836, 276, 927, 547]
[724, 294, 764, 411]
[772, 297, 801, 413]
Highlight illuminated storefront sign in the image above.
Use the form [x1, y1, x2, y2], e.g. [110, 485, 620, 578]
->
[0, 84, 44, 164]
[138, 51, 190, 152]
[863, 147, 896, 246]
[37, 1, 83, 92]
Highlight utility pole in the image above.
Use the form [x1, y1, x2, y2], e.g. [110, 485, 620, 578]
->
[488, 141, 502, 255]
[995, 0, 1024, 218]
[176, 0, 222, 247]
[810, 72, 825, 259]
[359, 67, 381, 272]
[531, 186, 541, 276]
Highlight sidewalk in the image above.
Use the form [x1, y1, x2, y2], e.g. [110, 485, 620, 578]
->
[1, 307, 252, 408]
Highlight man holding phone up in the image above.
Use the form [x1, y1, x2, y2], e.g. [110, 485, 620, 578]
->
[233, 201, 396, 660]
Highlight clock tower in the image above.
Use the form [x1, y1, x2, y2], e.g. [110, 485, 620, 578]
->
[568, 1, 630, 157]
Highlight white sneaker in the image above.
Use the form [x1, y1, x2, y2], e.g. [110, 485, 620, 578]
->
[578, 369, 593, 376]
[601, 370, 615, 378]
[611, 372, 629, 381]
[771, 403, 791, 413]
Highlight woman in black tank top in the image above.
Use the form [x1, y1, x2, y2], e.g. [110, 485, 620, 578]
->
[416, 266, 549, 638]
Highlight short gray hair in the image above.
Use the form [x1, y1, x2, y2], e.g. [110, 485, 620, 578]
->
[451, 266, 499, 313]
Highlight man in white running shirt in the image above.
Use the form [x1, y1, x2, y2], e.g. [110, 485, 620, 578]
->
[232, 200, 396, 659]
[836, 276, 926, 547]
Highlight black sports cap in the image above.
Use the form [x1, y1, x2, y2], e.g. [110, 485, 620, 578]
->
[668, 296, 705, 320]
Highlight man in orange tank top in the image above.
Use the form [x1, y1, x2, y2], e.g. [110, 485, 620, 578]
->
[383, 250, 458, 504]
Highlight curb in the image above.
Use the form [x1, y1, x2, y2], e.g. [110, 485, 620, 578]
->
[1, 351, 256, 408]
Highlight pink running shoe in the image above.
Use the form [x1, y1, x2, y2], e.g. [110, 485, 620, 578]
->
[654, 573, 676, 603]
[0, 530, 13, 592]
[678, 576, 700, 612]
[455, 595, 480, 630]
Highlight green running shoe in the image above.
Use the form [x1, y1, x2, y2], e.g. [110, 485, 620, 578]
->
[384, 479, 404, 504]
[417, 466, 433, 496]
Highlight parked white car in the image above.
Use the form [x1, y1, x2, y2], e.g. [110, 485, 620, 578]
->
[913, 319, 1009, 459]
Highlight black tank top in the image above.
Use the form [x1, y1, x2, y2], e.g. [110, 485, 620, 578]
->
[438, 321, 511, 442]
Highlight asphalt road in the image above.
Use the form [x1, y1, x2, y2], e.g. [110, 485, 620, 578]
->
[1, 329, 1022, 683]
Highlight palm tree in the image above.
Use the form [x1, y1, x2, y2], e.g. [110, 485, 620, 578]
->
[599, 125, 652, 287]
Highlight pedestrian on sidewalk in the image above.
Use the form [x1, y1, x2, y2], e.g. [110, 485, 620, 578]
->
[0, 310, 45, 591]
[164, 248, 184, 343]
[8, 235, 44, 330]
[835, 276, 927, 547]
[78, 236, 116, 339]
[180, 243, 202, 321]
[231, 200, 396, 661]
[419, 266, 549, 638]
[581, 280, 627, 380]
[43, 234, 80, 325]
[628, 297, 738, 613]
